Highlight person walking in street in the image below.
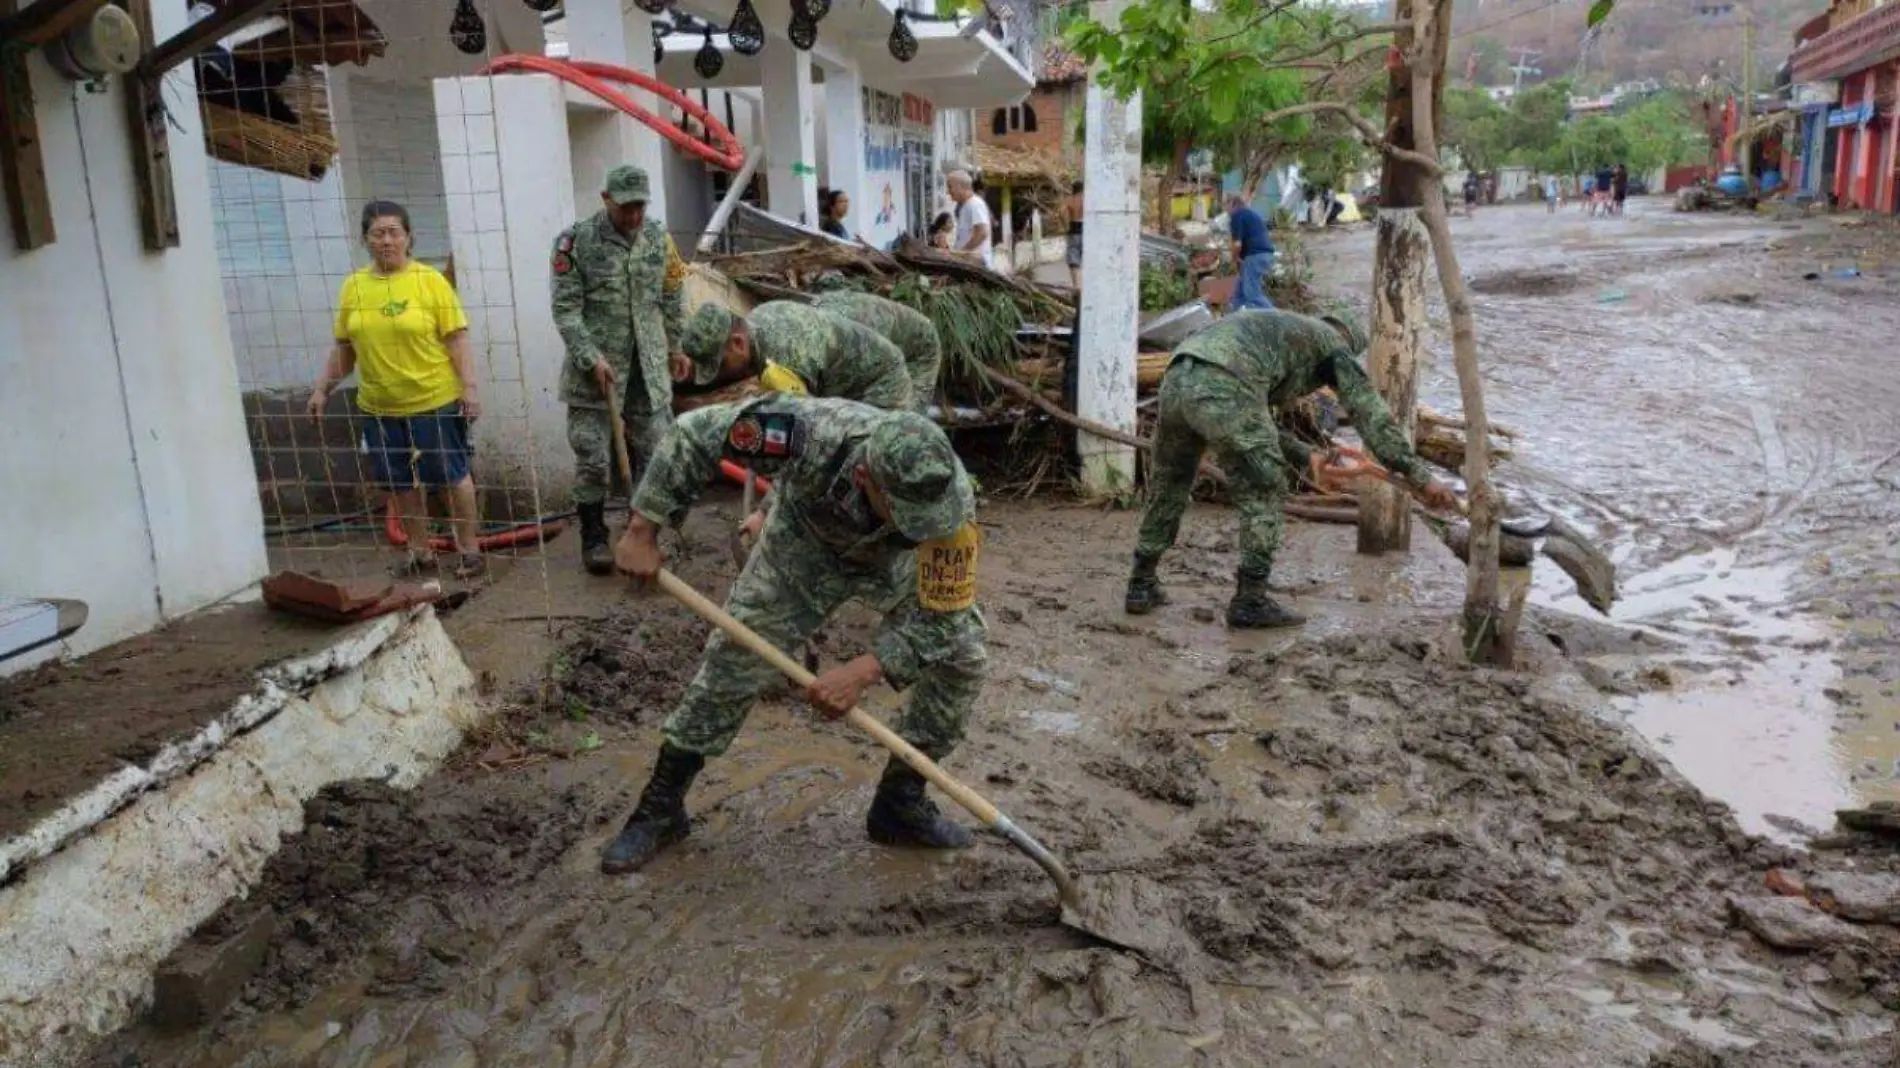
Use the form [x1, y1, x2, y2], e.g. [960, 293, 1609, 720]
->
[1462, 172, 1481, 215]
[602, 398, 987, 874]
[810, 290, 943, 411]
[551, 164, 700, 576]
[309, 199, 485, 580]
[681, 299, 915, 412]
[947, 170, 994, 269]
[1225, 195, 1277, 311]
[1544, 173, 1561, 213]
[1611, 164, 1629, 217]
[1122, 310, 1458, 628]
[1593, 164, 1615, 217]
[1063, 180, 1084, 293]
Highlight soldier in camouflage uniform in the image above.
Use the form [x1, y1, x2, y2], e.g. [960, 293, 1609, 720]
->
[1127, 310, 1458, 627]
[809, 291, 943, 411]
[602, 397, 986, 874]
[679, 300, 914, 411]
[552, 164, 710, 574]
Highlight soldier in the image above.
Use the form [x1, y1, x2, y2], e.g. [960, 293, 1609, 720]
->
[679, 300, 913, 412]
[809, 290, 942, 411]
[603, 397, 986, 874]
[1125, 310, 1459, 628]
[552, 164, 706, 575]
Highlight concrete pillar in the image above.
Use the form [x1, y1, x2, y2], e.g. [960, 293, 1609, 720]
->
[824, 65, 866, 236]
[563, 0, 668, 222]
[1075, 0, 1141, 494]
[761, 46, 818, 225]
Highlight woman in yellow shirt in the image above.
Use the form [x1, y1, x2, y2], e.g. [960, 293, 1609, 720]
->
[307, 200, 485, 579]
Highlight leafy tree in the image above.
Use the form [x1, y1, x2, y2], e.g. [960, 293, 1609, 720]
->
[1442, 87, 1508, 172]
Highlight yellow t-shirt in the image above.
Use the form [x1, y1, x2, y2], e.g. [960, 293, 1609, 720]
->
[332, 262, 469, 416]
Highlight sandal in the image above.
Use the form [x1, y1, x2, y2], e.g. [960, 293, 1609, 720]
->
[450, 553, 487, 580]
[388, 553, 438, 579]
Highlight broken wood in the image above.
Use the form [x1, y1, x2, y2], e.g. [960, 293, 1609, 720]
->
[137, 0, 283, 78]
[0, 0, 109, 46]
[123, 0, 179, 250]
[1538, 513, 1617, 614]
[0, 0, 55, 250]
[1440, 522, 1535, 566]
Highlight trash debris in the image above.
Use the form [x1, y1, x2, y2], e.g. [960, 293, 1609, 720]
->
[1729, 895, 1871, 952]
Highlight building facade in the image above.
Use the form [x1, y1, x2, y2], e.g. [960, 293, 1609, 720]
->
[1791, 0, 1900, 212]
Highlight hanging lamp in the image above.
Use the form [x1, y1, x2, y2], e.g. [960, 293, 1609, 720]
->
[887, 8, 916, 62]
[694, 26, 724, 78]
[727, 0, 765, 55]
[450, 0, 487, 54]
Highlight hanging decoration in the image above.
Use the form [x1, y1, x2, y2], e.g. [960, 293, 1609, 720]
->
[802, 0, 829, 21]
[788, 0, 817, 50]
[726, 0, 764, 55]
[887, 8, 916, 62]
[633, 0, 669, 15]
[522, 0, 559, 13]
[694, 26, 723, 78]
[450, 0, 487, 53]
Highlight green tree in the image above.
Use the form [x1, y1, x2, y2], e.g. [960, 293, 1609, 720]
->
[1442, 87, 1508, 172]
[1616, 92, 1704, 174]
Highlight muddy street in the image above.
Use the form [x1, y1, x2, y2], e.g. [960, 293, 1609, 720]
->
[92, 203, 1900, 1068]
[1311, 201, 1900, 839]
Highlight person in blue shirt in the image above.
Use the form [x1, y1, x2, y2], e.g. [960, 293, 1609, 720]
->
[1225, 195, 1276, 311]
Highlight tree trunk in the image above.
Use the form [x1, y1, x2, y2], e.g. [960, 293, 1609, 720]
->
[1357, 208, 1429, 555]
[1408, 0, 1508, 665]
[1359, 0, 1435, 556]
[1157, 135, 1190, 238]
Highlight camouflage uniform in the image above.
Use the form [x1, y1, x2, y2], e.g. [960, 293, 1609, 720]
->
[1137, 310, 1431, 578]
[551, 166, 693, 501]
[630, 395, 985, 759]
[810, 291, 943, 411]
[679, 301, 914, 411]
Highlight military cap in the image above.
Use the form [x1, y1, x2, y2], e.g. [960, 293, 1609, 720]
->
[603, 164, 651, 205]
[681, 303, 738, 376]
[866, 411, 974, 543]
[1320, 311, 1369, 354]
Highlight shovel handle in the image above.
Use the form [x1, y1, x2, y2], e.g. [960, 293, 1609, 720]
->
[607, 387, 636, 490]
[654, 569, 1003, 824]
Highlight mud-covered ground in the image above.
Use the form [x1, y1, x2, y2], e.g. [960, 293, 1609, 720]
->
[94, 203, 1900, 1067]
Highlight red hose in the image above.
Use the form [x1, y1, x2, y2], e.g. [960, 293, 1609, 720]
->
[719, 460, 773, 496]
[383, 496, 569, 553]
[478, 55, 745, 173]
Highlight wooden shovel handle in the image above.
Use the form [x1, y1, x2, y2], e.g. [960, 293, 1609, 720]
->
[655, 569, 1004, 826]
[608, 387, 635, 489]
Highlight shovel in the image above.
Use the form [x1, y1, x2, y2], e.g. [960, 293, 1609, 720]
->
[650, 568, 1177, 957]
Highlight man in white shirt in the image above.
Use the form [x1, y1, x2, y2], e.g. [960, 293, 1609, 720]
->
[947, 170, 993, 269]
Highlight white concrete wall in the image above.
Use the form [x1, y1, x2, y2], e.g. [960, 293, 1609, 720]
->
[212, 161, 354, 393]
[0, 18, 268, 669]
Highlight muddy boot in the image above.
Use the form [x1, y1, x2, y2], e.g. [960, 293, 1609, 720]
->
[1226, 567, 1306, 629]
[866, 758, 973, 849]
[600, 743, 705, 874]
[578, 501, 613, 576]
[1123, 553, 1167, 615]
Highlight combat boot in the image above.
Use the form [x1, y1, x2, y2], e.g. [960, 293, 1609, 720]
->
[578, 501, 613, 575]
[1226, 566, 1306, 629]
[600, 743, 705, 874]
[866, 757, 973, 849]
[1123, 553, 1167, 615]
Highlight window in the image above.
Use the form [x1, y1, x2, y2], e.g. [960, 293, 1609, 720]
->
[990, 104, 1039, 136]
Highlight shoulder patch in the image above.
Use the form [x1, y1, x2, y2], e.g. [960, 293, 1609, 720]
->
[727, 410, 804, 460]
[553, 252, 574, 275]
[916, 523, 981, 612]
[556, 232, 575, 254]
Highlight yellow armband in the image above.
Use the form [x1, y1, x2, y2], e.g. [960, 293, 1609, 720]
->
[916, 523, 980, 612]
[759, 362, 810, 395]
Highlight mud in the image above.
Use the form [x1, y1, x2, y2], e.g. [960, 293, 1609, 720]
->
[89, 206, 1900, 1066]
[0, 605, 336, 841]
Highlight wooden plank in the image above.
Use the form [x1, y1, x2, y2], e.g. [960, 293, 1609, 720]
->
[137, 0, 285, 78]
[121, 0, 179, 249]
[0, 0, 110, 47]
[0, 0, 56, 249]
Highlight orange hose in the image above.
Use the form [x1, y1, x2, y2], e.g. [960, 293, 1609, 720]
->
[720, 459, 773, 496]
[478, 55, 745, 172]
[383, 496, 568, 553]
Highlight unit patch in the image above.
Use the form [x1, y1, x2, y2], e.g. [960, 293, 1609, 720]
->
[916, 522, 980, 612]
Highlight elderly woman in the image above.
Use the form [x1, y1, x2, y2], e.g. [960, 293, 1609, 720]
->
[307, 200, 485, 579]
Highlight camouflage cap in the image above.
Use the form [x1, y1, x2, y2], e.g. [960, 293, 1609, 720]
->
[681, 303, 738, 373]
[603, 164, 651, 205]
[809, 271, 856, 294]
[1320, 311, 1369, 355]
[866, 411, 974, 544]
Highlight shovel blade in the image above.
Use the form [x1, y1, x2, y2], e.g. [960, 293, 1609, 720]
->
[1059, 872, 1191, 962]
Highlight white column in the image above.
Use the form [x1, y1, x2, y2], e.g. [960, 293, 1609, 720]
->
[562, 0, 668, 221]
[1075, 0, 1141, 493]
[761, 46, 819, 225]
[824, 65, 867, 235]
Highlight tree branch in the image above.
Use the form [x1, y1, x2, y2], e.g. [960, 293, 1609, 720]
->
[1254, 101, 1443, 176]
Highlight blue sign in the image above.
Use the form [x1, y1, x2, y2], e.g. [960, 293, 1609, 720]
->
[1828, 101, 1873, 128]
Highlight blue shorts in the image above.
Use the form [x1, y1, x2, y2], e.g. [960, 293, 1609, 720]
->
[362, 401, 472, 490]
